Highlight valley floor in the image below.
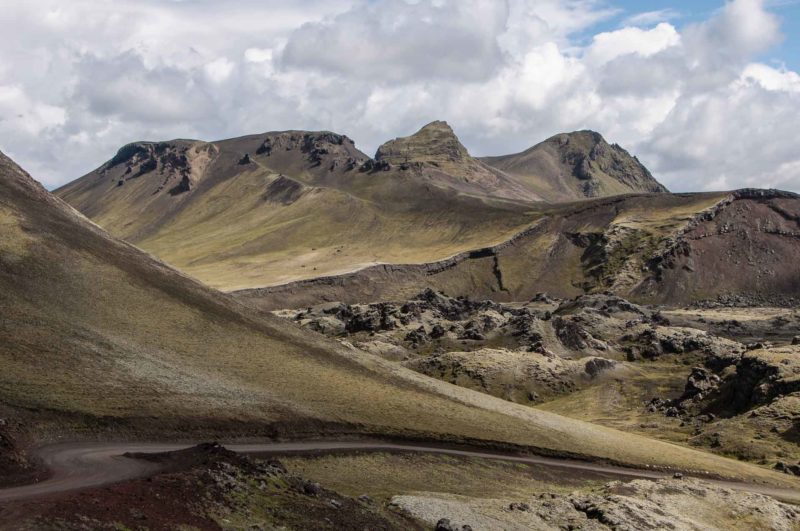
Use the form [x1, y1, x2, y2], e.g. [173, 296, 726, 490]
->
[272, 291, 800, 471]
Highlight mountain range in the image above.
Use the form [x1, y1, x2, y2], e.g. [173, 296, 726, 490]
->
[56, 121, 800, 311]
[56, 121, 666, 290]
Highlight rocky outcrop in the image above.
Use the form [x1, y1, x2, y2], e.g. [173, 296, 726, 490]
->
[102, 140, 213, 195]
[706, 346, 800, 414]
[391, 478, 800, 531]
[274, 291, 664, 405]
[375, 121, 472, 167]
[373, 121, 541, 201]
[254, 131, 366, 172]
[550, 131, 667, 194]
[621, 326, 743, 361]
[407, 348, 620, 403]
[279, 289, 533, 344]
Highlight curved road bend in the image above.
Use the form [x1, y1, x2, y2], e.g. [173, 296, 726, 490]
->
[0, 441, 798, 504]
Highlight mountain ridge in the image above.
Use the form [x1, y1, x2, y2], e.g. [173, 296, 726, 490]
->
[54, 122, 669, 290]
[372, 120, 542, 201]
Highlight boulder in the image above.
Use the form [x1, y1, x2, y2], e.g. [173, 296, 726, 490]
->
[682, 367, 721, 399]
[584, 357, 617, 378]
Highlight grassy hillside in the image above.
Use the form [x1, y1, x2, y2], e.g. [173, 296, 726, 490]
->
[56, 130, 538, 290]
[482, 130, 668, 202]
[236, 192, 727, 309]
[1, 151, 797, 486]
[55, 124, 672, 292]
[240, 189, 800, 310]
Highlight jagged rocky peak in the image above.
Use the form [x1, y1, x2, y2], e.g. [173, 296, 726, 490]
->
[375, 120, 471, 166]
[254, 131, 366, 171]
[107, 141, 189, 174]
[546, 130, 668, 193]
[101, 140, 215, 195]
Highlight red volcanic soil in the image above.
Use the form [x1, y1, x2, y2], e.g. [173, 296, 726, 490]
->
[0, 443, 420, 531]
[0, 419, 46, 490]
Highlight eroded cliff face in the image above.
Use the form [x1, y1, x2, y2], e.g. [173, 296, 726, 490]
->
[238, 190, 800, 310]
[634, 189, 800, 305]
[99, 140, 217, 196]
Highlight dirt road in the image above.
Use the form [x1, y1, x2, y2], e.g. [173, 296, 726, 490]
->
[1, 441, 798, 504]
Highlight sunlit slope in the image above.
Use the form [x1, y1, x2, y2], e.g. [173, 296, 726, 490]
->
[131, 170, 537, 291]
[482, 130, 668, 202]
[56, 124, 670, 292]
[237, 192, 731, 309]
[1, 151, 797, 485]
[57, 131, 537, 290]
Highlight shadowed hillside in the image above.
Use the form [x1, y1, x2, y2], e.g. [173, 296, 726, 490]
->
[1, 150, 796, 485]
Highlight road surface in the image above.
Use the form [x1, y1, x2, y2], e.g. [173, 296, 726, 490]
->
[1, 440, 798, 504]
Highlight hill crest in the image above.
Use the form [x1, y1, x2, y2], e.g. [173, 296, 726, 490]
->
[482, 130, 668, 201]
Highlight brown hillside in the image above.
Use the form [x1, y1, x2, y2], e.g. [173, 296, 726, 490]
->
[237, 190, 800, 310]
[482, 130, 668, 202]
[55, 123, 669, 291]
[56, 129, 538, 290]
[374, 120, 541, 201]
[8, 149, 794, 482]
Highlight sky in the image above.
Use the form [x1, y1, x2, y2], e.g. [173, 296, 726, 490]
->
[1, 0, 799, 193]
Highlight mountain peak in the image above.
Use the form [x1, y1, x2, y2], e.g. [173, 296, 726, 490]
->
[545, 130, 609, 151]
[375, 120, 468, 165]
[543, 131, 666, 193]
[481, 129, 667, 200]
[556, 129, 604, 143]
[419, 120, 454, 133]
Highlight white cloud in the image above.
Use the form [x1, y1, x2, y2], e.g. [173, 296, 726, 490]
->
[586, 23, 681, 66]
[741, 63, 800, 92]
[683, 0, 781, 69]
[244, 48, 273, 63]
[0, 85, 66, 136]
[0, 0, 797, 195]
[204, 58, 236, 83]
[281, 0, 509, 82]
[622, 9, 681, 27]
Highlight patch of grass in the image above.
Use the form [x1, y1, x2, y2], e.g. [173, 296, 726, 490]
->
[282, 452, 610, 502]
[538, 361, 695, 443]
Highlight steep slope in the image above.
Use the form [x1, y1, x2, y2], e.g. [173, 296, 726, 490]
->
[54, 131, 372, 243]
[238, 189, 800, 309]
[56, 124, 670, 292]
[374, 121, 541, 202]
[57, 129, 537, 290]
[482, 130, 668, 202]
[1, 151, 797, 485]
